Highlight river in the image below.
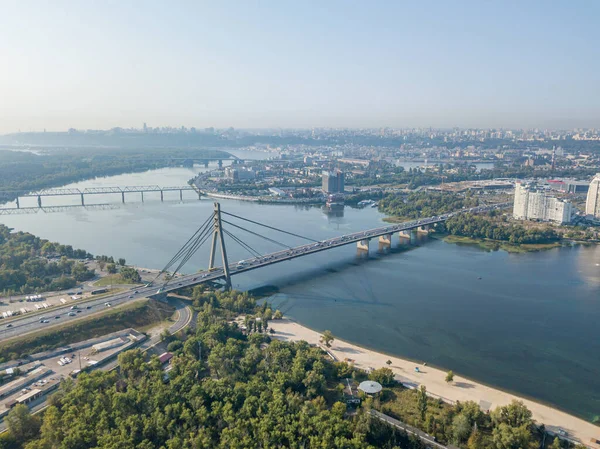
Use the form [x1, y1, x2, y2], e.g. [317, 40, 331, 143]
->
[1, 166, 599, 422]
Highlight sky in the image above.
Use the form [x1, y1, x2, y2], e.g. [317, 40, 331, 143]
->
[1, 1, 599, 133]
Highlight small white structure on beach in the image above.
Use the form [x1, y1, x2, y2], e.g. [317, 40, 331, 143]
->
[358, 380, 382, 396]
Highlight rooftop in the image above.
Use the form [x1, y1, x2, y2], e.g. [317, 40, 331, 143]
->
[358, 380, 382, 394]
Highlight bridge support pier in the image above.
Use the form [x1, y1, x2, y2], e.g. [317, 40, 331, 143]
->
[15, 197, 19, 209]
[204, 160, 209, 168]
[379, 233, 392, 246]
[160, 191, 164, 202]
[399, 230, 411, 245]
[180, 189, 183, 201]
[218, 159, 223, 169]
[357, 238, 370, 252]
[141, 192, 144, 203]
[121, 192, 125, 203]
[80, 193, 85, 206]
[37, 195, 42, 208]
[417, 225, 430, 234]
[378, 233, 392, 253]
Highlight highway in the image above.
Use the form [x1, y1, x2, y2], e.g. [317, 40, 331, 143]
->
[0, 202, 509, 342]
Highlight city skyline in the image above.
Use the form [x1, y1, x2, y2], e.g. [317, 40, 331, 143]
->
[1, 1, 599, 133]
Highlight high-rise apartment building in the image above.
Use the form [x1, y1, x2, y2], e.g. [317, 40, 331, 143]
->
[322, 170, 344, 193]
[585, 173, 600, 219]
[513, 183, 572, 224]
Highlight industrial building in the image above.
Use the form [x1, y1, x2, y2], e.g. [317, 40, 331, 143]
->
[513, 183, 573, 224]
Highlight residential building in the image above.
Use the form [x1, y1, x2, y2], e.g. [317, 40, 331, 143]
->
[322, 169, 344, 193]
[513, 183, 572, 224]
[586, 173, 600, 218]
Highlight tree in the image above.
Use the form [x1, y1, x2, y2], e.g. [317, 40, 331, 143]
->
[491, 423, 532, 449]
[160, 329, 172, 342]
[368, 367, 395, 387]
[467, 426, 483, 449]
[551, 437, 562, 449]
[416, 385, 428, 423]
[491, 400, 532, 428]
[120, 266, 141, 283]
[452, 414, 472, 444]
[5, 404, 41, 443]
[445, 370, 454, 384]
[273, 309, 283, 319]
[118, 258, 126, 266]
[386, 359, 392, 366]
[106, 263, 117, 274]
[320, 330, 334, 348]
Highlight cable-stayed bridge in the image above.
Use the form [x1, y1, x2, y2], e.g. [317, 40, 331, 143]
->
[149, 201, 511, 291]
[0, 201, 510, 341]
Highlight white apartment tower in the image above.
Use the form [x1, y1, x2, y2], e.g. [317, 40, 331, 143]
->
[585, 173, 600, 219]
[513, 182, 572, 224]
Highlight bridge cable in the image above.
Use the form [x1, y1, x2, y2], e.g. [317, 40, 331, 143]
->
[221, 211, 318, 243]
[165, 223, 215, 284]
[221, 219, 292, 249]
[222, 228, 262, 259]
[153, 212, 214, 282]
[159, 212, 213, 272]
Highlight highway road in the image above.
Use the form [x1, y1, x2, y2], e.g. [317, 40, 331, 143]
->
[0, 297, 193, 433]
[0, 203, 509, 342]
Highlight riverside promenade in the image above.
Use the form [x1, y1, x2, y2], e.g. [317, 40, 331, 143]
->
[269, 319, 600, 449]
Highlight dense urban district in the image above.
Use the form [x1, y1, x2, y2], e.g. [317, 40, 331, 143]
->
[0, 127, 599, 449]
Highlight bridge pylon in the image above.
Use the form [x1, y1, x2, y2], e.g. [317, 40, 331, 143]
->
[208, 202, 232, 289]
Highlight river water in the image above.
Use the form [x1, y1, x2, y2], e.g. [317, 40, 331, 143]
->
[1, 166, 599, 421]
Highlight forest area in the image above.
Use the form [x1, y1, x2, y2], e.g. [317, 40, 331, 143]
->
[0, 286, 585, 449]
[0, 224, 94, 295]
[0, 148, 229, 203]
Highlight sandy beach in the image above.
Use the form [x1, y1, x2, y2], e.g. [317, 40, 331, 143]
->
[269, 318, 600, 448]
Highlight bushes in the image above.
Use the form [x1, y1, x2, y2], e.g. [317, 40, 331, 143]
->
[443, 214, 559, 244]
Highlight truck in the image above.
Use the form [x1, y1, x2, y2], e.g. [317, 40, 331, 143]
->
[91, 288, 108, 295]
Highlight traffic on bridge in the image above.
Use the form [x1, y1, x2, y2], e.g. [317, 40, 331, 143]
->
[0, 201, 510, 342]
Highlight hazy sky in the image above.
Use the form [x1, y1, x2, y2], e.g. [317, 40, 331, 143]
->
[1, 1, 599, 133]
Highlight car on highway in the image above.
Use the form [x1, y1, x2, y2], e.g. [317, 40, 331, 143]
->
[86, 306, 92, 309]
[40, 320, 50, 323]
[128, 295, 133, 298]
[68, 312, 76, 317]
[5, 324, 12, 328]
[134, 290, 139, 294]
[192, 277, 197, 281]
[55, 316, 60, 319]
[105, 302, 111, 307]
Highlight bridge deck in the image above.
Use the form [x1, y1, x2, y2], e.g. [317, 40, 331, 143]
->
[157, 202, 510, 293]
[0, 203, 509, 340]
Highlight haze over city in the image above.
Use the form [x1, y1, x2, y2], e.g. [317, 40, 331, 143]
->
[1, 0, 600, 133]
[2, 3, 600, 449]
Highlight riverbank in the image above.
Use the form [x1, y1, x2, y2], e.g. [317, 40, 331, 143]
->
[268, 318, 600, 448]
[440, 234, 563, 253]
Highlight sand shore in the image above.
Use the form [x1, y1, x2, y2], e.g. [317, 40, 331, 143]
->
[268, 318, 600, 448]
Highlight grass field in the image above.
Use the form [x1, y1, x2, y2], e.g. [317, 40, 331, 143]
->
[0, 299, 175, 362]
[94, 274, 136, 286]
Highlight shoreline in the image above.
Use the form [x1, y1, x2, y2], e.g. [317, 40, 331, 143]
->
[268, 318, 600, 448]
